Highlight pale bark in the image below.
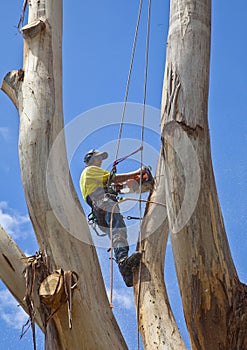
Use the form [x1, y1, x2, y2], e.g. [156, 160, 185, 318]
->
[2, 1, 126, 349]
[134, 154, 186, 350]
[0, 226, 44, 330]
[162, 0, 247, 349]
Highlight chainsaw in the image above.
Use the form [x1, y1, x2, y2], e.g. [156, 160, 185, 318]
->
[115, 166, 154, 194]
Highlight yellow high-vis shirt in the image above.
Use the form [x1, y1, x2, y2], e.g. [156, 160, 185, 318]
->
[80, 165, 110, 200]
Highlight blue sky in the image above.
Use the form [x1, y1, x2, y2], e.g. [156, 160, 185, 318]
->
[0, 1, 246, 349]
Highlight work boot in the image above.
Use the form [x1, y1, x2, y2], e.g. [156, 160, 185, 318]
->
[118, 252, 142, 287]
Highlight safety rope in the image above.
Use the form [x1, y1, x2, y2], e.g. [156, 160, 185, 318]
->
[113, 146, 143, 167]
[108, 0, 153, 348]
[98, 0, 154, 348]
[137, 1, 152, 349]
[115, 0, 143, 162]
[18, 0, 28, 31]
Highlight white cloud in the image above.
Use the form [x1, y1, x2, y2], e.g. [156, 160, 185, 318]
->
[0, 289, 28, 330]
[0, 201, 31, 239]
[0, 127, 10, 141]
[106, 287, 134, 310]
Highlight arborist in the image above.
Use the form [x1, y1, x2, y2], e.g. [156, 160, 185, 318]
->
[80, 149, 148, 287]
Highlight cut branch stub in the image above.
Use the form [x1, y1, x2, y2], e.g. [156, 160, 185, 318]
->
[1, 70, 24, 109]
[39, 270, 65, 310]
[39, 269, 79, 329]
[21, 19, 46, 39]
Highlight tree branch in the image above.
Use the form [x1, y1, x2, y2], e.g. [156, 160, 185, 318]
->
[0, 226, 44, 331]
[22, 19, 46, 39]
[1, 70, 24, 109]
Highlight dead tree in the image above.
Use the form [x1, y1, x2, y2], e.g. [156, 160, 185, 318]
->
[1, 1, 246, 350]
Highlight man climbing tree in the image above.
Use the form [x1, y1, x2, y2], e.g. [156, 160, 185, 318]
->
[0, 0, 246, 349]
[80, 149, 151, 287]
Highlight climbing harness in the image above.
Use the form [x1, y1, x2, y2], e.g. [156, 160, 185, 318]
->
[106, 146, 144, 193]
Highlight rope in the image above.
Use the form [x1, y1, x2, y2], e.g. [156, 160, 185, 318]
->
[18, 0, 28, 31]
[115, 0, 144, 162]
[137, 1, 152, 349]
[113, 146, 143, 167]
[109, 202, 115, 309]
[110, 1, 153, 348]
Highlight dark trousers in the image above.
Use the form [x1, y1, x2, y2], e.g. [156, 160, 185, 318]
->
[87, 193, 129, 264]
[104, 200, 129, 263]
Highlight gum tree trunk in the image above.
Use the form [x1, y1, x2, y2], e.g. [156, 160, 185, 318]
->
[134, 154, 186, 349]
[1, 0, 187, 348]
[1, 1, 126, 349]
[160, 0, 247, 349]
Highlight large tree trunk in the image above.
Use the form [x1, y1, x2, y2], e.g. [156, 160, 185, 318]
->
[161, 0, 247, 349]
[1, 1, 126, 349]
[134, 154, 186, 349]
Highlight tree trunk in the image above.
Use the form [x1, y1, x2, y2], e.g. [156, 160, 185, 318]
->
[161, 0, 247, 349]
[1, 1, 126, 349]
[134, 154, 186, 349]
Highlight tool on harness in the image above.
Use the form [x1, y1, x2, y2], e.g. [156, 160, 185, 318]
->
[86, 187, 119, 236]
[87, 211, 107, 237]
[106, 165, 117, 195]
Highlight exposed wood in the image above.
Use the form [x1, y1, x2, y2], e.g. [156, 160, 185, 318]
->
[39, 270, 65, 309]
[22, 19, 46, 39]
